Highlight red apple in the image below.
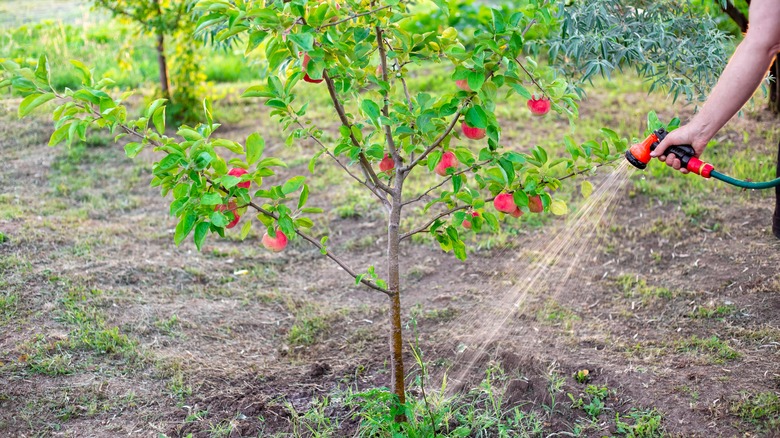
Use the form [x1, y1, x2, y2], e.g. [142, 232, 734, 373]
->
[493, 193, 517, 214]
[215, 201, 241, 229]
[455, 79, 471, 92]
[461, 121, 486, 140]
[527, 96, 551, 116]
[376, 64, 384, 77]
[434, 151, 459, 176]
[462, 211, 480, 229]
[302, 53, 324, 84]
[528, 195, 543, 213]
[510, 208, 523, 218]
[379, 154, 395, 174]
[228, 168, 250, 189]
[262, 230, 288, 252]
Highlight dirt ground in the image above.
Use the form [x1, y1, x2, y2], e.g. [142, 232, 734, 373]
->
[1, 85, 779, 438]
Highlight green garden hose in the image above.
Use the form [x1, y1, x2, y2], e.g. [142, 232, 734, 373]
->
[709, 171, 780, 190]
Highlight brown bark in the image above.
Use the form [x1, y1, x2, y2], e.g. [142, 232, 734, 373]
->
[387, 186, 407, 421]
[156, 32, 171, 102]
[721, 0, 748, 33]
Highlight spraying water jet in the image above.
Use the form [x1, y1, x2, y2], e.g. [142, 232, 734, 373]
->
[626, 128, 780, 189]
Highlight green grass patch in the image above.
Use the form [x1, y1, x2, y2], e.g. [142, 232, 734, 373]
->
[674, 335, 740, 364]
[690, 304, 735, 319]
[730, 392, 780, 430]
[615, 275, 674, 302]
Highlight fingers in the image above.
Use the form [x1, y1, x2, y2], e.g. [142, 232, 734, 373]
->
[650, 137, 671, 158]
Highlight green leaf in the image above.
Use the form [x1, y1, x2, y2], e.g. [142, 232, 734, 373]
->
[49, 123, 71, 147]
[298, 184, 309, 209]
[361, 99, 381, 125]
[152, 106, 166, 134]
[282, 176, 305, 195]
[513, 191, 529, 208]
[200, 193, 223, 206]
[467, 70, 485, 92]
[246, 132, 264, 165]
[194, 222, 210, 251]
[288, 32, 314, 51]
[465, 106, 487, 129]
[581, 181, 593, 199]
[18, 93, 55, 118]
[240, 219, 252, 240]
[124, 142, 143, 158]
[210, 211, 228, 228]
[550, 199, 568, 216]
[174, 212, 197, 246]
[220, 175, 241, 189]
[647, 111, 662, 132]
[70, 60, 92, 85]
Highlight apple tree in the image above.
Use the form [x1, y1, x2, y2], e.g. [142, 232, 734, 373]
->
[94, 0, 206, 122]
[0, 0, 728, 420]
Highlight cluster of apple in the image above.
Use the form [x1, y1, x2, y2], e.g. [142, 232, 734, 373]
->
[214, 167, 288, 252]
[243, 55, 555, 250]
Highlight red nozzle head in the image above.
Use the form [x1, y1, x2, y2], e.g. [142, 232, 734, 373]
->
[625, 133, 658, 170]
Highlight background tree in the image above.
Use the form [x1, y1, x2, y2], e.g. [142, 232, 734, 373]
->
[0, 0, 729, 427]
[95, 0, 205, 122]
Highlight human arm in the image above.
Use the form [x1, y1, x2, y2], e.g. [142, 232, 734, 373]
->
[651, 0, 780, 173]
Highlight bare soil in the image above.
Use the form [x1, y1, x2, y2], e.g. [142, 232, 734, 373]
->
[0, 91, 779, 438]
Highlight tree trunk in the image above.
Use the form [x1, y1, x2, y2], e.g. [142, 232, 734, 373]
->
[774, 138, 780, 238]
[387, 188, 406, 421]
[156, 32, 172, 102]
[770, 55, 780, 115]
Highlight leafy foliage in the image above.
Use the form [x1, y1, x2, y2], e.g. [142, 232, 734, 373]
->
[542, 0, 731, 102]
[94, 0, 206, 122]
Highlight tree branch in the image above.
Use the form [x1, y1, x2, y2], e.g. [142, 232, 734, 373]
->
[401, 160, 490, 206]
[53, 87, 391, 295]
[322, 69, 392, 195]
[318, 4, 393, 29]
[376, 26, 401, 167]
[720, 0, 748, 33]
[295, 119, 390, 208]
[400, 158, 620, 240]
[206, 178, 390, 295]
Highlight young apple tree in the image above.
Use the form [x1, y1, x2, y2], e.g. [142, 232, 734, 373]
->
[0, 0, 727, 421]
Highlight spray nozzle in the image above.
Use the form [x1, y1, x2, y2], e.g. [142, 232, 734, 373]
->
[625, 129, 713, 178]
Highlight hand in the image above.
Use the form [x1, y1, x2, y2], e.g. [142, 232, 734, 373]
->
[649, 124, 709, 174]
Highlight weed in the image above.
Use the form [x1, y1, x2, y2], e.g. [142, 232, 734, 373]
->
[615, 275, 674, 301]
[690, 304, 735, 319]
[730, 392, 780, 430]
[19, 335, 75, 376]
[615, 409, 664, 437]
[0, 292, 19, 320]
[154, 314, 182, 336]
[574, 369, 590, 384]
[569, 385, 610, 420]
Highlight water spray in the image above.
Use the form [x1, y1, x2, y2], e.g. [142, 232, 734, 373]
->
[625, 128, 780, 189]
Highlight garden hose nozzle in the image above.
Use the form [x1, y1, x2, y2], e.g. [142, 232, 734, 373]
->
[625, 128, 713, 177]
[625, 128, 780, 190]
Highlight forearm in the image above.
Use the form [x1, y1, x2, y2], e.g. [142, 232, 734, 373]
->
[688, 37, 777, 142]
[687, 0, 780, 143]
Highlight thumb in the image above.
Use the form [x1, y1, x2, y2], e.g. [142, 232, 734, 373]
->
[649, 135, 672, 158]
